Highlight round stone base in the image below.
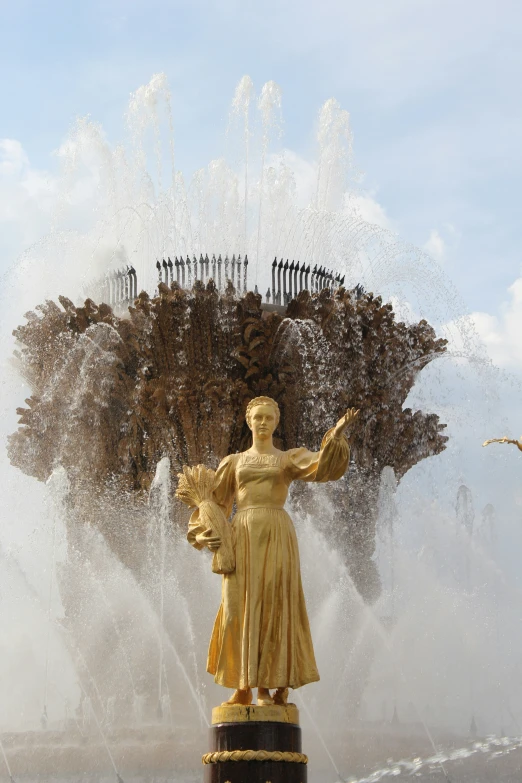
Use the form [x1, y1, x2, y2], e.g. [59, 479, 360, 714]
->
[204, 704, 307, 783]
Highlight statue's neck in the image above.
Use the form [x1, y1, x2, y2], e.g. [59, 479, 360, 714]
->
[250, 436, 277, 455]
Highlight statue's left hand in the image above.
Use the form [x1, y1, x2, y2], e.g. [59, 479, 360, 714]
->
[333, 407, 360, 439]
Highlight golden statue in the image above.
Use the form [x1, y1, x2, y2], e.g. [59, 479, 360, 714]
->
[483, 436, 522, 452]
[176, 397, 359, 707]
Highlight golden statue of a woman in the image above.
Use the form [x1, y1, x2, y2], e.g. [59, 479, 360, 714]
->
[177, 397, 358, 708]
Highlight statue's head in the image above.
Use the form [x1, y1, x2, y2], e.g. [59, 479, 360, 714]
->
[246, 396, 280, 439]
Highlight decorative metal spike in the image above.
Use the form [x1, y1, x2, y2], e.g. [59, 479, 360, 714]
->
[272, 257, 277, 268]
[276, 260, 282, 304]
[298, 263, 304, 294]
[243, 254, 248, 293]
[236, 254, 242, 292]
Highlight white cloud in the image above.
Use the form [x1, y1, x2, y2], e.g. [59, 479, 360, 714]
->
[424, 228, 446, 262]
[0, 139, 55, 270]
[273, 148, 393, 231]
[352, 193, 394, 231]
[276, 149, 315, 208]
[472, 278, 522, 368]
[0, 134, 123, 326]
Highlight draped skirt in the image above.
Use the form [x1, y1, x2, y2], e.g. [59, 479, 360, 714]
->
[207, 507, 320, 690]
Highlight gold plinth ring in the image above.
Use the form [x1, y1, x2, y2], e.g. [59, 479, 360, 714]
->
[202, 750, 308, 764]
[211, 703, 299, 725]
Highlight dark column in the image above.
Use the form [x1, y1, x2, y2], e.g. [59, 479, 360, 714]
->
[224, 255, 229, 285]
[203, 704, 307, 783]
[243, 254, 249, 292]
[288, 260, 295, 299]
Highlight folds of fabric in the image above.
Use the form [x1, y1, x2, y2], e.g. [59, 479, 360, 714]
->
[207, 507, 319, 689]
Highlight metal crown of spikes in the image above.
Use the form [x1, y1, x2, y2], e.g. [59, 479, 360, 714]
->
[102, 254, 353, 310]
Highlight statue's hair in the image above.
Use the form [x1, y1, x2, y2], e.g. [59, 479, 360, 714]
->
[245, 396, 280, 429]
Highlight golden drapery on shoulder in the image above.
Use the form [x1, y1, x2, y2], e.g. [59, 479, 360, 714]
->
[188, 428, 349, 690]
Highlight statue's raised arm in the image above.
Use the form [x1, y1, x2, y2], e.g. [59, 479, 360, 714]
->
[333, 407, 360, 439]
[483, 436, 522, 452]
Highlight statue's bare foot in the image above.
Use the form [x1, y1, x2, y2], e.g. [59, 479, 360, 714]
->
[273, 687, 289, 706]
[257, 687, 274, 706]
[222, 688, 252, 706]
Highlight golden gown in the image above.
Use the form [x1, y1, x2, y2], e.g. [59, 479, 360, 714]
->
[188, 428, 349, 690]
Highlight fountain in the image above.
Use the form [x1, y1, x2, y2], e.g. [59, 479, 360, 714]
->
[1, 73, 522, 782]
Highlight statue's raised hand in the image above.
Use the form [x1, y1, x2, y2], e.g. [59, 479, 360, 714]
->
[333, 407, 360, 439]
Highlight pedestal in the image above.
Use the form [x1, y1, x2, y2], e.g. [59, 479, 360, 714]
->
[203, 703, 308, 783]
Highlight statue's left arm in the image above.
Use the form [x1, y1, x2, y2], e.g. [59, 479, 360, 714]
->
[186, 456, 235, 550]
[286, 408, 359, 483]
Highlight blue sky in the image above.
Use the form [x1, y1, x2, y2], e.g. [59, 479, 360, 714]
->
[0, 0, 521, 368]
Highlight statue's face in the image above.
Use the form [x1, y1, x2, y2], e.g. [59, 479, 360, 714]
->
[249, 404, 277, 439]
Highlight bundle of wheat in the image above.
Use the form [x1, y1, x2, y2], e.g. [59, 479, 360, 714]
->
[176, 464, 235, 574]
